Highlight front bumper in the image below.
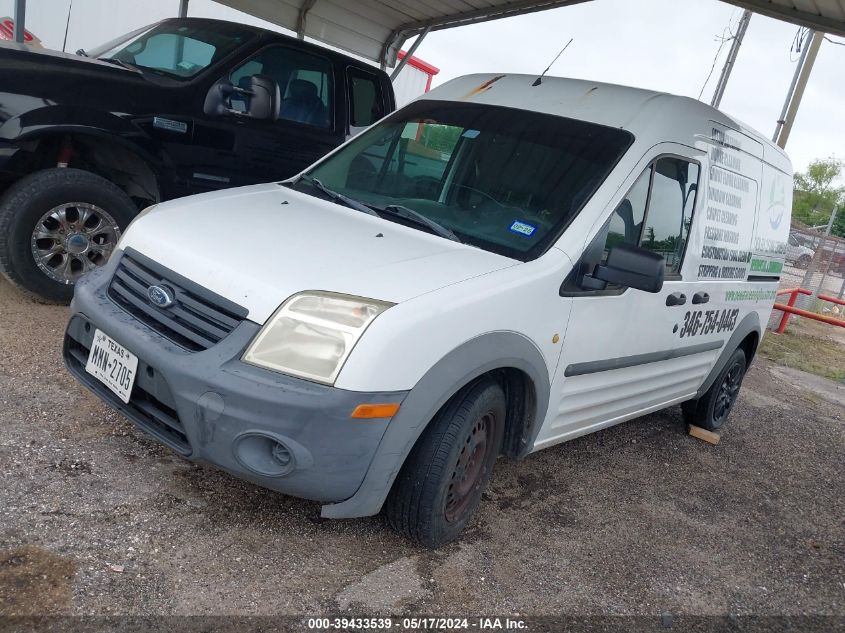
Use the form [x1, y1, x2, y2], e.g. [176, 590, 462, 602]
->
[63, 259, 407, 504]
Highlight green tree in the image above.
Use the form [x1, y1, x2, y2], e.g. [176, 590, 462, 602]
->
[792, 157, 845, 236]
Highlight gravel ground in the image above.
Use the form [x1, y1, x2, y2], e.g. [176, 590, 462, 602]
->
[1, 275, 843, 619]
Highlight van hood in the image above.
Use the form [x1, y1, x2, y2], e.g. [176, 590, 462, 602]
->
[119, 183, 517, 324]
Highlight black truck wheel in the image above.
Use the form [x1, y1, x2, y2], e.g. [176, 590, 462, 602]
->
[682, 348, 747, 431]
[385, 378, 506, 547]
[0, 168, 136, 303]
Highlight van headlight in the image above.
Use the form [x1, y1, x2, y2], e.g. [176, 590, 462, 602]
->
[242, 292, 393, 384]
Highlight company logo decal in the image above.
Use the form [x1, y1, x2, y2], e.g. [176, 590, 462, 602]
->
[147, 285, 175, 308]
[767, 178, 786, 230]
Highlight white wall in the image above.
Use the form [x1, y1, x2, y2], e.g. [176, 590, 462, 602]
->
[392, 65, 431, 107]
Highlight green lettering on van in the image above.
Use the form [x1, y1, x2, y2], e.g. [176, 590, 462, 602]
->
[749, 258, 783, 273]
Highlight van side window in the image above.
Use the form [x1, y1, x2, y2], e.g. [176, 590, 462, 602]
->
[230, 46, 333, 128]
[349, 70, 385, 128]
[601, 166, 651, 262]
[640, 158, 699, 275]
[599, 157, 698, 276]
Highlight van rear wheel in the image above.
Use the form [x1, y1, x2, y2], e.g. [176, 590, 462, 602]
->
[385, 378, 506, 547]
[0, 168, 136, 303]
[682, 348, 747, 431]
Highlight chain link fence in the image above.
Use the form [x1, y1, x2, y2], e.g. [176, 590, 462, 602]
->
[769, 226, 845, 329]
[767, 224, 845, 330]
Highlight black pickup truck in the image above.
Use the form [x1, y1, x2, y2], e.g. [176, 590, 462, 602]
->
[0, 18, 395, 301]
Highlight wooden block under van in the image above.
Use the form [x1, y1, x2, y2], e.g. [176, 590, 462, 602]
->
[688, 425, 720, 445]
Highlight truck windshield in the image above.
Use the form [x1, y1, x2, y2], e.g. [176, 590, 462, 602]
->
[304, 100, 633, 261]
[88, 21, 255, 80]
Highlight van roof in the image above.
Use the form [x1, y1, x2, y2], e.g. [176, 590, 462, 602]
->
[425, 73, 788, 163]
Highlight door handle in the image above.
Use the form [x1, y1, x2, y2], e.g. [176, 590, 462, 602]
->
[692, 292, 710, 305]
[666, 292, 687, 307]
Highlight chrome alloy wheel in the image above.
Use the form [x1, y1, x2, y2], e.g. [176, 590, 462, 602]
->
[30, 203, 121, 285]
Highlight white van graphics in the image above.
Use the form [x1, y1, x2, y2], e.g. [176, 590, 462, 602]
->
[63, 74, 792, 546]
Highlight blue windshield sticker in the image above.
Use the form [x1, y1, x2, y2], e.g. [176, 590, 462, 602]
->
[462, 129, 481, 139]
[509, 220, 537, 237]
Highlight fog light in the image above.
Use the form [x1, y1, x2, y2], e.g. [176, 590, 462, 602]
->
[232, 432, 297, 477]
[271, 441, 292, 468]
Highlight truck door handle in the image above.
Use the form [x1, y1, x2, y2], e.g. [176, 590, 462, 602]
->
[692, 292, 710, 305]
[666, 292, 687, 307]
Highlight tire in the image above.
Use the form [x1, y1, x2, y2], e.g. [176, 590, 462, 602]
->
[682, 348, 747, 432]
[796, 254, 811, 269]
[385, 378, 506, 547]
[0, 168, 137, 303]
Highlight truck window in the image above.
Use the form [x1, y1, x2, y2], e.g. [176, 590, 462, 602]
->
[230, 46, 333, 129]
[348, 70, 385, 128]
[600, 157, 698, 276]
[93, 22, 254, 79]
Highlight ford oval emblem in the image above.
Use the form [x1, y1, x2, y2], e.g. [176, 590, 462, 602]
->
[148, 285, 175, 308]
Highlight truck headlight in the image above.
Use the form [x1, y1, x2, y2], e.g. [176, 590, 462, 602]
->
[242, 292, 393, 384]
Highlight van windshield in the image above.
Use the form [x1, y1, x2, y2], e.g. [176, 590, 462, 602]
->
[303, 100, 633, 261]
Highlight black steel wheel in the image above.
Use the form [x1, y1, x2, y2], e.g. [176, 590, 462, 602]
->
[385, 378, 506, 547]
[682, 348, 747, 431]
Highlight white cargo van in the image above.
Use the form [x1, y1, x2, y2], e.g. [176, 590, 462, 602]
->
[64, 74, 792, 546]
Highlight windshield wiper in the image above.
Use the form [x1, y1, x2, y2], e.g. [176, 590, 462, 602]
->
[97, 57, 141, 73]
[376, 204, 462, 243]
[296, 175, 378, 217]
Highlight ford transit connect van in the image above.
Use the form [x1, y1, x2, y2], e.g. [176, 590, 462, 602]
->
[64, 74, 792, 546]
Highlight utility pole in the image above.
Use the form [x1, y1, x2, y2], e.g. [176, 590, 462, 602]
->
[13, 0, 26, 43]
[178, 0, 189, 18]
[711, 9, 752, 109]
[773, 30, 824, 148]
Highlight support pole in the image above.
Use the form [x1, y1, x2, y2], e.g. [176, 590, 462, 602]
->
[799, 205, 839, 309]
[296, 0, 318, 40]
[13, 0, 26, 43]
[773, 30, 824, 149]
[178, 0, 189, 17]
[390, 27, 431, 80]
[710, 9, 752, 109]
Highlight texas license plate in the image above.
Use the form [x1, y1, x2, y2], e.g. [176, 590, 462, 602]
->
[85, 329, 138, 404]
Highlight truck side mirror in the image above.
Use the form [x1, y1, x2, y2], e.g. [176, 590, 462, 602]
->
[246, 74, 280, 120]
[584, 243, 665, 293]
[203, 74, 280, 121]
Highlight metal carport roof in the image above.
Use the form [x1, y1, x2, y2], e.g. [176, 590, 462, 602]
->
[726, 0, 845, 37]
[210, 0, 593, 67]
[209, 0, 845, 68]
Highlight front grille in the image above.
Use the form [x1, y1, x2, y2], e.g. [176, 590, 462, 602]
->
[64, 331, 191, 455]
[108, 248, 248, 351]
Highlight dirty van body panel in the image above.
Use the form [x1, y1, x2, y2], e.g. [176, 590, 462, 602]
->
[64, 260, 407, 503]
[322, 330, 551, 519]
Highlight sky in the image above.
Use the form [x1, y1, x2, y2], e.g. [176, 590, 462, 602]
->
[2, 0, 843, 176]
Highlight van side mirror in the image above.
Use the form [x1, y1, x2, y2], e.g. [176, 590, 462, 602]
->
[584, 243, 665, 293]
[203, 74, 280, 121]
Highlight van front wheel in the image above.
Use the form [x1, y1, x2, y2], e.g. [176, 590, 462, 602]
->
[385, 378, 506, 547]
[682, 348, 747, 431]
